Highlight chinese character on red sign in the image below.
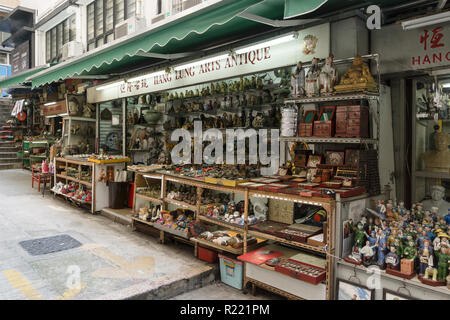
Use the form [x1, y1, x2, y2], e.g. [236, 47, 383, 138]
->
[420, 27, 445, 51]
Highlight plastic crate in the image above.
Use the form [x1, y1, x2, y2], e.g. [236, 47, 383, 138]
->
[198, 246, 218, 263]
[218, 254, 243, 290]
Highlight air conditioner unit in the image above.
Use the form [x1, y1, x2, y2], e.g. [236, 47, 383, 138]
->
[114, 16, 147, 40]
[182, 0, 202, 11]
[151, 13, 167, 24]
[61, 41, 84, 61]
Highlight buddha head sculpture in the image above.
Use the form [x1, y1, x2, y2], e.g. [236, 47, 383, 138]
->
[431, 185, 445, 202]
[434, 132, 449, 152]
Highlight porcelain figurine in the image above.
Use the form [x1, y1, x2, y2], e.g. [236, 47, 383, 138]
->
[319, 54, 337, 95]
[305, 57, 320, 97]
[290, 61, 306, 98]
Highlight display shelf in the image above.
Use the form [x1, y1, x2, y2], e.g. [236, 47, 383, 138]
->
[337, 259, 450, 297]
[284, 93, 379, 104]
[56, 174, 92, 187]
[135, 193, 163, 204]
[131, 216, 154, 227]
[413, 170, 450, 180]
[88, 157, 131, 164]
[129, 169, 335, 299]
[279, 136, 378, 144]
[164, 197, 197, 211]
[50, 189, 92, 205]
[247, 229, 326, 254]
[63, 116, 96, 122]
[191, 237, 246, 255]
[198, 215, 245, 232]
[54, 158, 95, 213]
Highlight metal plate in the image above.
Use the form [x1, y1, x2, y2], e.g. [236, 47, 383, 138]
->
[19, 234, 82, 256]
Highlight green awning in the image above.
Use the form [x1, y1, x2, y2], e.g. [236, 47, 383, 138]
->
[29, 0, 267, 89]
[284, 0, 414, 19]
[0, 65, 49, 89]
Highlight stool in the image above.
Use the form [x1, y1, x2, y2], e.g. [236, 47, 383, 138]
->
[32, 165, 51, 192]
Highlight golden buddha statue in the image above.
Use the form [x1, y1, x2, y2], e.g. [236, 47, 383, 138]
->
[334, 56, 377, 93]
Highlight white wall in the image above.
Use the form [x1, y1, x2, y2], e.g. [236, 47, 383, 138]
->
[19, 0, 63, 20]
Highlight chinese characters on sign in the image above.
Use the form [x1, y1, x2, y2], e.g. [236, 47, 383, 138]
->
[413, 26, 448, 66]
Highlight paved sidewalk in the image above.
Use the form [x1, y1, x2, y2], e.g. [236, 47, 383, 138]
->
[0, 169, 217, 300]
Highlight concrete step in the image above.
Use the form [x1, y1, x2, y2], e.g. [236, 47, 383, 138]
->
[0, 147, 19, 152]
[0, 158, 21, 163]
[0, 162, 22, 170]
[0, 152, 18, 158]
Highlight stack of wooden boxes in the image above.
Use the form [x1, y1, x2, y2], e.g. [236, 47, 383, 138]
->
[335, 105, 370, 138]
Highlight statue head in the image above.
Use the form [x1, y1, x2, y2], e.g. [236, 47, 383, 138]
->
[431, 185, 445, 201]
[434, 132, 449, 152]
[353, 56, 363, 66]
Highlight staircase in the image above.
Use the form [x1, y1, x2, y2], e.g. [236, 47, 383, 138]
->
[0, 98, 22, 170]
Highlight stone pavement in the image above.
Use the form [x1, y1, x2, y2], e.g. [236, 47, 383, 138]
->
[0, 169, 218, 300]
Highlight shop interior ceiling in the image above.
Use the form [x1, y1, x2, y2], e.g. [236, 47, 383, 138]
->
[28, 0, 445, 89]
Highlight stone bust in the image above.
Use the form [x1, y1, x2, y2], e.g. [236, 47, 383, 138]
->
[422, 185, 450, 217]
[421, 132, 450, 172]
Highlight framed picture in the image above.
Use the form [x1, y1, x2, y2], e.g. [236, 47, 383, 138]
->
[325, 151, 345, 166]
[383, 289, 415, 300]
[337, 279, 374, 300]
[307, 155, 322, 168]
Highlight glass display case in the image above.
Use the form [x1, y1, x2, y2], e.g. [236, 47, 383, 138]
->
[98, 99, 124, 155]
[411, 77, 450, 216]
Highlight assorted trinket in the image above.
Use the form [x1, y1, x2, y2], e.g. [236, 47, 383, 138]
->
[345, 199, 450, 286]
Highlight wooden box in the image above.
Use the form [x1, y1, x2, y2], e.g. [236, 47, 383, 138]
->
[275, 258, 326, 285]
[298, 110, 317, 137]
[346, 105, 369, 138]
[335, 106, 348, 136]
[400, 259, 415, 275]
[268, 199, 294, 224]
[313, 106, 336, 137]
[249, 220, 289, 235]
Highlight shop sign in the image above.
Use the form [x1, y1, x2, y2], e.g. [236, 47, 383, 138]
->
[40, 100, 67, 117]
[372, 22, 450, 74]
[88, 23, 330, 103]
[11, 41, 30, 75]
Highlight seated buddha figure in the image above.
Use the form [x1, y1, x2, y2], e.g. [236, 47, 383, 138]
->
[335, 56, 377, 92]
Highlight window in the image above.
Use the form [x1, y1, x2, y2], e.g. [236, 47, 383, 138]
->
[0, 53, 7, 65]
[45, 15, 77, 63]
[157, 0, 162, 15]
[87, 0, 136, 51]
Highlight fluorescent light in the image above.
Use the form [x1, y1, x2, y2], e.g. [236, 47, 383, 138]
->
[128, 70, 166, 83]
[44, 102, 56, 106]
[96, 81, 125, 91]
[174, 54, 229, 71]
[442, 83, 450, 88]
[401, 11, 450, 30]
[235, 34, 296, 55]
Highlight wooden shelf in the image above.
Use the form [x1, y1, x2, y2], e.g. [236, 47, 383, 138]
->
[284, 93, 379, 104]
[88, 158, 131, 164]
[135, 193, 163, 204]
[55, 157, 91, 166]
[414, 171, 450, 180]
[131, 216, 154, 227]
[56, 174, 92, 187]
[191, 237, 245, 255]
[279, 136, 378, 144]
[164, 197, 197, 211]
[248, 229, 326, 254]
[50, 189, 92, 205]
[198, 215, 245, 232]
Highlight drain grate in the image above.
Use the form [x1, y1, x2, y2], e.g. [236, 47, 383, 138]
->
[19, 234, 82, 256]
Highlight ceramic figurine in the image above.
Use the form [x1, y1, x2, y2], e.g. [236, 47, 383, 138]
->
[319, 54, 337, 95]
[386, 246, 400, 270]
[290, 61, 306, 98]
[435, 247, 450, 281]
[305, 57, 320, 97]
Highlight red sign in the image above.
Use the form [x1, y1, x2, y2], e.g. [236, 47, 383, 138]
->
[412, 26, 449, 66]
[40, 100, 67, 117]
